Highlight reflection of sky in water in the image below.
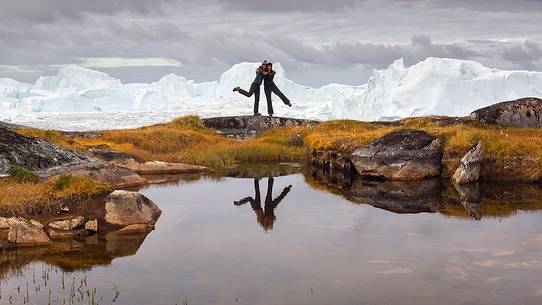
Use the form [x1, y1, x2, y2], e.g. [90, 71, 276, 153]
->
[1, 173, 542, 305]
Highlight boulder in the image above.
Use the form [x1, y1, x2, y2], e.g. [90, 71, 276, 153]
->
[85, 219, 98, 233]
[48, 216, 85, 230]
[48, 229, 88, 239]
[7, 218, 52, 245]
[105, 191, 162, 226]
[351, 129, 444, 180]
[0, 127, 94, 176]
[453, 141, 483, 184]
[114, 159, 208, 175]
[470, 97, 542, 128]
[116, 224, 155, 235]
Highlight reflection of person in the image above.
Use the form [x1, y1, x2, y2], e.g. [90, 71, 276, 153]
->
[233, 61, 268, 116]
[234, 177, 292, 230]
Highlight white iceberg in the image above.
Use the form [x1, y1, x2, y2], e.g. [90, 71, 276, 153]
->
[0, 58, 541, 131]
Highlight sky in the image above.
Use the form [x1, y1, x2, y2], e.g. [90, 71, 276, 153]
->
[1, 0, 541, 87]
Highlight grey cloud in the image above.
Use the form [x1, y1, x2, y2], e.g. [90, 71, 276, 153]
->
[0, 0, 177, 24]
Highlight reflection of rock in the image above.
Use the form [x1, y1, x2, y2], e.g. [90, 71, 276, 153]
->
[48, 216, 85, 230]
[349, 179, 443, 213]
[7, 218, 52, 246]
[116, 224, 155, 235]
[470, 97, 542, 128]
[0, 231, 152, 275]
[351, 129, 443, 180]
[454, 182, 482, 220]
[224, 163, 302, 179]
[453, 141, 483, 184]
[105, 191, 162, 226]
[104, 231, 151, 258]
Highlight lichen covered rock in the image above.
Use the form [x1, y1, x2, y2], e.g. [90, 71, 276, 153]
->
[351, 129, 443, 180]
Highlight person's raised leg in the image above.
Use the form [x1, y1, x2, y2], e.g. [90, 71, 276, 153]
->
[271, 84, 292, 107]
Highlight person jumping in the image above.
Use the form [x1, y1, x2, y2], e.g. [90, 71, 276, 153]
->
[263, 62, 292, 117]
[233, 61, 267, 116]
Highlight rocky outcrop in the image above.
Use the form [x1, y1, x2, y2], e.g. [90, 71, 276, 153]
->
[48, 217, 85, 230]
[470, 97, 542, 128]
[453, 141, 483, 184]
[7, 218, 52, 246]
[203, 116, 318, 139]
[104, 191, 162, 226]
[113, 159, 208, 175]
[0, 127, 94, 175]
[351, 129, 444, 180]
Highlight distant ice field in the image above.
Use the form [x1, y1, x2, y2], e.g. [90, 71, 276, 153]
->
[1, 57, 541, 131]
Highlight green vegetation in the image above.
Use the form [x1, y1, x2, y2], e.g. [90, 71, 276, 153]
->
[8, 165, 39, 183]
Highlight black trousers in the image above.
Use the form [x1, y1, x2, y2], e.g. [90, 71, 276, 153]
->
[238, 82, 261, 113]
[264, 83, 291, 115]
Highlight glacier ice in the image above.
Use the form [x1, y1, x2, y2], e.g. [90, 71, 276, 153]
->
[0, 58, 541, 131]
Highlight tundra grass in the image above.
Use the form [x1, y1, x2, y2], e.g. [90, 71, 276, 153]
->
[0, 174, 111, 213]
[16, 115, 542, 180]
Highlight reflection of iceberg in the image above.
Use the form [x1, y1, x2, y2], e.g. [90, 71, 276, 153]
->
[2, 57, 542, 130]
[0, 231, 151, 275]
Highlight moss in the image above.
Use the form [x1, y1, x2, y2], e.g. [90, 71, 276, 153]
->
[8, 165, 39, 183]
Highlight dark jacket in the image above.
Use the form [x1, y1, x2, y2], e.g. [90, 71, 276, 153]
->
[263, 70, 276, 86]
[253, 67, 265, 86]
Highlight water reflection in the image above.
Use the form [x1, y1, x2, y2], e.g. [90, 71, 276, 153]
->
[307, 166, 542, 220]
[234, 177, 292, 230]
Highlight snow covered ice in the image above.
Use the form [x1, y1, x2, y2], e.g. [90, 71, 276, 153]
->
[1, 58, 541, 131]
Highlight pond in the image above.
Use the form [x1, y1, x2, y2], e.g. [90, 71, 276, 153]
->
[1, 164, 542, 305]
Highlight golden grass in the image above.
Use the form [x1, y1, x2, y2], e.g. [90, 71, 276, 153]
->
[18, 116, 305, 168]
[0, 175, 111, 212]
[15, 115, 542, 180]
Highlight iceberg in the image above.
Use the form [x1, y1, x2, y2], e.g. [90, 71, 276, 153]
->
[0, 57, 541, 131]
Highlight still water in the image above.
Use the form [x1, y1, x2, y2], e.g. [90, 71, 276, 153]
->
[1, 165, 542, 305]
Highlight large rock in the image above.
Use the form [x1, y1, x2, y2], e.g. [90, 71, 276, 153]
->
[0, 127, 94, 175]
[470, 97, 542, 128]
[203, 116, 318, 139]
[7, 218, 52, 245]
[105, 191, 162, 226]
[453, 141, 483, 184]
[351, 129, 444, 180]
[48, 217, 85, 230]
[114, 159, 208, 175]
[116, 224, 155, 235]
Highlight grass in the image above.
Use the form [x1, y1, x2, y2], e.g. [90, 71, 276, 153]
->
[8, 165, 40, 183]
[0, 174, 111, 213]
[18, 116, 305, 168]
[14, 115, 542, 181]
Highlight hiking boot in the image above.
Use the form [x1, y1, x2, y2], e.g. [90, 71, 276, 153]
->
[254, 112, 262, 116]
[232, 86, 240, 92]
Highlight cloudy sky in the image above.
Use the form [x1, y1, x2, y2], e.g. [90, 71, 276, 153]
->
[1, 0, 542, 86]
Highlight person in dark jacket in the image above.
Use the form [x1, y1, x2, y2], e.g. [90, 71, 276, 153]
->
[233, 61, 267, 116]
[263, 62, 292, 116]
